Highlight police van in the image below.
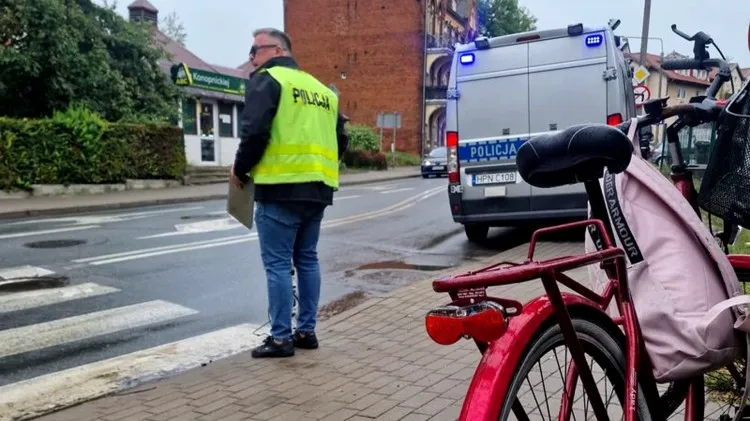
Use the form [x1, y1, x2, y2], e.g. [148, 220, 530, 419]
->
[445, 22, 637, 243]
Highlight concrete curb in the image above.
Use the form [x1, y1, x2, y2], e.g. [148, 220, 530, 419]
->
[0, 173, 422, 220]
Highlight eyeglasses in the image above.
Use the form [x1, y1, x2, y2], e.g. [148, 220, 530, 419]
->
[249, 44, 280, 57]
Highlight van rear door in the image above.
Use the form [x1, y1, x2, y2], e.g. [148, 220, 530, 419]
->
[455, 42, 531, 214]
[527, 30, 609, 212]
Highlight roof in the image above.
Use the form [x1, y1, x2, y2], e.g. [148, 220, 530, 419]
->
[152, 29, 249, 83]
[627, 52, 712, 87]
[237, 60, 255, 75]
[127, 0, 158, 12]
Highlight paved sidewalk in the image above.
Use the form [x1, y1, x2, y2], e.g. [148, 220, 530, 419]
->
[0, 167, 420, 220]
[33, 241, 584, 421]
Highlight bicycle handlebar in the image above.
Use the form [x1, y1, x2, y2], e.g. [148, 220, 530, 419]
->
[660, 57, 731, 100]
[660, 58, 708, 71]
[617, 103, 719, 136]
[660, 24, 732, 101]
[670, 24, 695, 42]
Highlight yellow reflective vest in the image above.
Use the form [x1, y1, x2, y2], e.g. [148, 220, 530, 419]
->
[250, 66, 340, 189]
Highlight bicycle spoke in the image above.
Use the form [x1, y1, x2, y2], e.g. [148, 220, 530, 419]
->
[500, 320, 641, 421]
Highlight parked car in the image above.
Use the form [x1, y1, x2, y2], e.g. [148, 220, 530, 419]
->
[421, 146, 448, 178]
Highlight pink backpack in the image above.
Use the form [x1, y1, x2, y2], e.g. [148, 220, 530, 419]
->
[583, 119, 750, 385]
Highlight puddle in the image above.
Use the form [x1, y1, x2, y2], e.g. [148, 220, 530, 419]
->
[318, 290, 368, 321]
[418, 227, 465, 250]
[0, 275, 70, 292]
[24, 239, 86, 249]
[356, 260, 453, 272]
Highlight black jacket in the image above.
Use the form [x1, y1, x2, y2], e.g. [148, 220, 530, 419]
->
[233, 57, 349, 206]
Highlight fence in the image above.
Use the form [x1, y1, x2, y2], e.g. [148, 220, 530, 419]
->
[656, 121, 717, 169]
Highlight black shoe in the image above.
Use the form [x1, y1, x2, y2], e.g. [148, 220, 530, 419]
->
[293, 331, 319, 349]
[251, 336, 294, 358]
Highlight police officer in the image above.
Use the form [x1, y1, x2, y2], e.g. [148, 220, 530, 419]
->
[230, 28, 349, 358]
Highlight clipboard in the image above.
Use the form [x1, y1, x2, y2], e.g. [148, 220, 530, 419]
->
[227, 178, 255, 230]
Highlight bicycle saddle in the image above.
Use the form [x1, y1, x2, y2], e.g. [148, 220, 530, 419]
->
[516, 124, 633, 188]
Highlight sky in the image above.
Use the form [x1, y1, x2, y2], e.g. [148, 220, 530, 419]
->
[104, 0, 749, 69]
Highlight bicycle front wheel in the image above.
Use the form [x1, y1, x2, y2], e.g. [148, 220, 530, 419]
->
[499, 317, 653, 421]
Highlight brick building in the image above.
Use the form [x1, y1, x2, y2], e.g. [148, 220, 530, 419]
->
[283, 0, 478, 156]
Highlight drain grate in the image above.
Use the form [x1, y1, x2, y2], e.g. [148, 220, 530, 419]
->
[24, 239, 87, 249]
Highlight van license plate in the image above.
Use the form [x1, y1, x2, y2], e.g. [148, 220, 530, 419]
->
[472, 172, 516, 185]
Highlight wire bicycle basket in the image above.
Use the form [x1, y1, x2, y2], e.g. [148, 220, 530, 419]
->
[697, 78, 750, 227]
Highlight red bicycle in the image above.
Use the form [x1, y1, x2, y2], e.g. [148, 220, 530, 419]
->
[426, 24, 750, 421]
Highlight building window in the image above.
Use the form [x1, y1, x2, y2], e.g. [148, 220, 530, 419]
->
[218, 102, 234, 138]
[181, 98, 197, 135]
[427, 1, 435, 36]
[677, 87, 686, 98]
[199, 103, 214, 137]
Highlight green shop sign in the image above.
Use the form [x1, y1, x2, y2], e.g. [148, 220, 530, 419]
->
[171, 63, 246, 96]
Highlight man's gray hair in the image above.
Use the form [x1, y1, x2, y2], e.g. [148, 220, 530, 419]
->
[253, 27, 292, 53]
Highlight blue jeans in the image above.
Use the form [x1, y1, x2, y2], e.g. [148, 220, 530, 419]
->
[255, 201, 326, 340]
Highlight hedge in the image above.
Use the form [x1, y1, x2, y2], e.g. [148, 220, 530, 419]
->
[346, 124, 380, 153]
[343, 150, 388, 170]
[0, 109, 186, 191]
[342, 123, 389, 170]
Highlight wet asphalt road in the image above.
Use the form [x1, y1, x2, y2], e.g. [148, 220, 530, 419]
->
[0, 177, 536, 386]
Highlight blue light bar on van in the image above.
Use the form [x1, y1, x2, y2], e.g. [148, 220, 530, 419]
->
[459, 53, 475, 65]
[585, 33, 604, 47]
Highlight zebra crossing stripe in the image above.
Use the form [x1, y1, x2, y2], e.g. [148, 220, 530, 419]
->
[0, 323, 264, 421]
[0, 282, 119, 314]
[0, 300, 198, 359]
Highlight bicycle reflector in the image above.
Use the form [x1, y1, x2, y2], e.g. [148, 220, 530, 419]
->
[425, 301, 508, 345]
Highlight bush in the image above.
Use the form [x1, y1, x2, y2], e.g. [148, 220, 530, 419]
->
[346, 124, 380, 152]
[0, 107, 186, 191]
[342, 150, 388, 171]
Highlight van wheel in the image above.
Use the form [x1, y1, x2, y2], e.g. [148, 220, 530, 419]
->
[464, 224, 489, 243]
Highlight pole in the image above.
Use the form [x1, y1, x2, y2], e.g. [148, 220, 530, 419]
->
[379, 126, 384, 151]
[392, 126, 397, 167]
[657, 49, 664, 142]
[420, 0, 428, 159]
[639, 0, 652, 65]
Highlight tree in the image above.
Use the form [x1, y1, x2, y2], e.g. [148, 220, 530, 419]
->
[0, 0, 181, 123]
[161, 11, 187, 46]
[476, 0, 537, 38]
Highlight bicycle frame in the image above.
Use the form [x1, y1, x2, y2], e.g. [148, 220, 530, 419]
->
[427, 99, 731, 421]
[431, 214, 660, 421]
[426, 24, 748, 421]
[430, 190, 715, 421]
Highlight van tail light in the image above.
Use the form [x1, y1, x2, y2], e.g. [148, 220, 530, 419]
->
[425, 301, 508, 345]
[447, 131, 460, 184]
[607, 113, 623, 126]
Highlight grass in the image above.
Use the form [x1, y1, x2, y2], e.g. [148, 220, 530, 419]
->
[385, 151, 422, 167]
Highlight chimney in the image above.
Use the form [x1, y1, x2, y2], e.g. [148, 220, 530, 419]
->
[127, 0, 159, 27]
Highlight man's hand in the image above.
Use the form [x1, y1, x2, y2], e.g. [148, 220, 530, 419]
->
[230, 165, 244, 189]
